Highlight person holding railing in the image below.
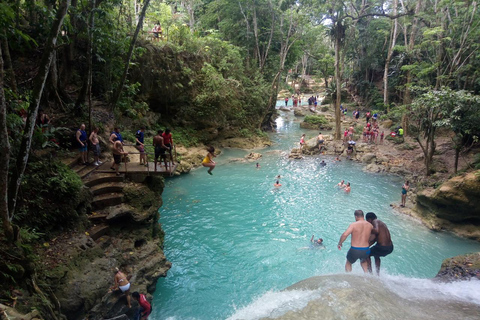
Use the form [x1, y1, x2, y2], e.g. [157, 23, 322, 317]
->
[111, 137, 128, 176]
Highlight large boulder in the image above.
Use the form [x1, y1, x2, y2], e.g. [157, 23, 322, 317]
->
[436, 252, 480, 281]
[294, 108, 306, 116]
[245, 152, 262, 160]
[382, 119, 393, 129]
[416, 170, 480, 223]
[361, 153, 376, 164]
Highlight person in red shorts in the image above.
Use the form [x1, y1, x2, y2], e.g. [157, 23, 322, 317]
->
[132, 292, 152, 320]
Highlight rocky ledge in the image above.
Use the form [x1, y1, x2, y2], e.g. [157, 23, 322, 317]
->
[414, 170, 480, 240]
[436, 252, 480, 281]
[36, 176, 171, 320]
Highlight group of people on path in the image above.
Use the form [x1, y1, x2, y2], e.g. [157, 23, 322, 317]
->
[75, 124, 175, 175]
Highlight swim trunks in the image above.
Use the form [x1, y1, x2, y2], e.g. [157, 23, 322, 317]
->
[79, 145, 88, 152]
[113, 154, 122, 165]
[402, 188, 407, 195]
[155, 145, 166, 159]
[346, 246, 370, 264]
[369, 244, 394, 257]
[93, 144, 100, 156]
[318, 139, 324, 144]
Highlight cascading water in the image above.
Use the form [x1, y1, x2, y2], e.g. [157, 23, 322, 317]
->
[151, 107, 480, 320]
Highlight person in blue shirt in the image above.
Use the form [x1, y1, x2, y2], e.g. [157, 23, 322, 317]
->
[109, 127, 124, 145]
[76, 123, 88, 165]
[136, 127, 146, 165]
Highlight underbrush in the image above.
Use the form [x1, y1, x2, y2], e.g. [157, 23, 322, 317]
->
[304, 115, 328, 126]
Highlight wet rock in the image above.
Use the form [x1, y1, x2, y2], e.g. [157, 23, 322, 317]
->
[245, 152, 262, 160]
[416, 170, 480, 223]
[279, 107, 291, 111]
[294, 109, 306, 116]
[364, 163, 382, 173]
[436, 253, 480, 281]
[361, 153, 376, 164]
[289, 148, 303, 159]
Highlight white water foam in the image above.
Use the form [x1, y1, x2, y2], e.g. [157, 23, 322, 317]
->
[226, 289, 322, 320]
[226, 274, 480, 320]
[380, 274, 480, 305]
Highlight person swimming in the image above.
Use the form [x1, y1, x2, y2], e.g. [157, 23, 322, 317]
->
[337, 180, 345, 188]
[311, 235, 324, 246]
[344, 182, 351, 193]
[274, 180, 282, 187]
[256, 163, 261, 168]
[320, 160, 326, 166]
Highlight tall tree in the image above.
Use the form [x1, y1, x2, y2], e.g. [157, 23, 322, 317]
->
[0, 38, 14, 241]
[8, 0, 71, 222]
[110, 0, 151, 109]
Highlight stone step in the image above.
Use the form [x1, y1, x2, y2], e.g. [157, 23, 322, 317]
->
[92, 193, 124, 210]
[88, 212, 109, 221]
[89, 182, 125, 196]
[84, 173, 125, 187]
[73, 163, 100, 179]
[87, 224, 109, 241]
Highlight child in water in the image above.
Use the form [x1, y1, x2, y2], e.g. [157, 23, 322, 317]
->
[202, 146, 216, 175]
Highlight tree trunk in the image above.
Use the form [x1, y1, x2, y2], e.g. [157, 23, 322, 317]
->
[87, 0, 96, 133]
[383, 0, 398, 111]
[8, 0, 70, 217]
[403, 0, 422, 105]
[0, 33, 17, 93]
[334, 22, 342, 140]
[0, 40, 14, 241]
[454, 147, 460, 174]
[110, 0, 151, 109]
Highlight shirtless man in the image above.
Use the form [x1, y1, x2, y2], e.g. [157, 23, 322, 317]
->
[317, 132, 325, 151]
[366, 212, 393, 275]
[153, 130, 167, 172]
[338, 210, 373, 273]
[112, 138, 128, 176]
[89, 127, 102, 166]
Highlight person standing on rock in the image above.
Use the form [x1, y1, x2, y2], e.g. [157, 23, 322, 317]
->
[366, 212, 393, 275]
[89, 127, 102, 166]
[132, 292, 152, 320]
[401, 180, 409, 207]
[317, 132, 325, 152]
[299, 134, 306, 149]
[111, 268, 132, 308]
[153, 130, 168, 172]
[76, 123, 88, 165]
[338, 210, 373, 273]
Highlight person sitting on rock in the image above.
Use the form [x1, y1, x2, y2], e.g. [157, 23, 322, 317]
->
[299, 134, 306, 149]
[132, 292, 152, 320]
[111, 268, 132, 308]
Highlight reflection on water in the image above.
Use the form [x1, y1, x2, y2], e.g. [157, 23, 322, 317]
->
[151, 108, 480, 320]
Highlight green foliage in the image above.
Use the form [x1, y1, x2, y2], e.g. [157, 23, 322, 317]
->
[173, 127, 199, 147]
[15, 161, 85, 233]
[304, 115, 328, 126]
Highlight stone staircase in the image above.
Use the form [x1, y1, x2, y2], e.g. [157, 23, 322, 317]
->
[64, 155, 127, 239]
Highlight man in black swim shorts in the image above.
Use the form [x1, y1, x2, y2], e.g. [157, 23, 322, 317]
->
[153, 130, 167, 171]
[338, 210, 373, 273]
[366, 212, 394, 275]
